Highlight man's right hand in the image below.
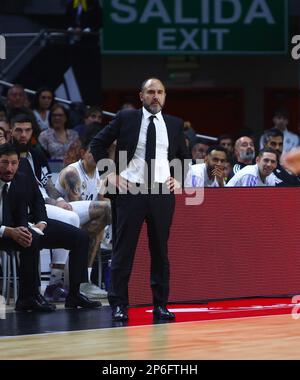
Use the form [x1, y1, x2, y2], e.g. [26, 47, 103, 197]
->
[5, 226, 32, 247]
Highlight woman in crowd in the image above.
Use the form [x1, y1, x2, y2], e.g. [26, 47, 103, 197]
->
[32, 87, 55, 132]
[38, 104, 80, 161]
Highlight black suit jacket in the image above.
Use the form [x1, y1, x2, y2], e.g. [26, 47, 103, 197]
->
[2, 172, 29, 229]
[90, 109, 190, 179]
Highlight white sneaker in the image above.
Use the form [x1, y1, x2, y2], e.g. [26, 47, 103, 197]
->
[80, 283, 107, 299]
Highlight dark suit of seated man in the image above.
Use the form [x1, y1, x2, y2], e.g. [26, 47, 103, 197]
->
[0, 143, 101, 312]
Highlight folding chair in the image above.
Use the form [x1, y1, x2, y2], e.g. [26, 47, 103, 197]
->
[0, 250, 18, 305]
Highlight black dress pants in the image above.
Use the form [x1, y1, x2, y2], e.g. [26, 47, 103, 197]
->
[40, 219, 89, 290]
[16, 219, 89, 299]
[108, 192, 175, 307]
[0, 237, 40, 299]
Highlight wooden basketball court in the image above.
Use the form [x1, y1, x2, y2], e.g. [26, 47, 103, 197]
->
[1, 311, 300, 360]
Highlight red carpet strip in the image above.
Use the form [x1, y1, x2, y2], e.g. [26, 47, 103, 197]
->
[126, 298, 298, 326]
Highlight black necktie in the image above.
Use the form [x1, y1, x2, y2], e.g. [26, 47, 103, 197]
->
[2, 183, 11, 225]
[145, 115, 156, 186]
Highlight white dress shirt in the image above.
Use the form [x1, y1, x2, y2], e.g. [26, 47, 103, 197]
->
[120, 107, 170, 184]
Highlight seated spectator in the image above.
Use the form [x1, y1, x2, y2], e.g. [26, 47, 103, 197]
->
[226, 148, 277, 187]
[8, 107, 41, 146]
[232, 136, 255, 175]
[32, 87, 55, 132]
[262, 127, 300, 186]
[74, 105, 103, 139]
[224, 161, 233, 184]
[6, 84, 41, 143]
[0, 126, 7, 145]
[190, 138, 211, 163]
[64, 120, 105, 166]
[218, 134, 234, 153]
[0, 120, 10, 141]
[38, 104, 80, 161]
[259, 109, 300, 153]
[218, 134, 234, 164]
[185, 145, 227, 187]
[6, 84, 29, 111]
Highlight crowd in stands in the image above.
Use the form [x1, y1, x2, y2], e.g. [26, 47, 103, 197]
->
[0, 84, 112, 309]
[185, 108, 300, 188]
[1, 82, 300, 310]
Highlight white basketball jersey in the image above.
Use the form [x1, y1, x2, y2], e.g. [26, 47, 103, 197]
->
[68, 160, 101, 200]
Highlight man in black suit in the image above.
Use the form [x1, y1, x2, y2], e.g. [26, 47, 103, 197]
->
[0, 143, 53, 310]
[10, 113, 111, 300]
[0, 143, 101, 311]
[0, 146, 38, 303]
[90, 78, 190, 321]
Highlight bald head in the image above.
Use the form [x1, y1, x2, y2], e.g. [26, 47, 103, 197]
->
[234, 136, 255, 164]
[139, 78, 166, 114]
[141, 78, 165, 92]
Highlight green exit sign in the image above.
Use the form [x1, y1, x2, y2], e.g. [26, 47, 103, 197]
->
[102, 0, 288, 54]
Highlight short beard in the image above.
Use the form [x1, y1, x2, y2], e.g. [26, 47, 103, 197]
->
[12, 139, 30, 154]
[240, 150, 255, 161]
[144, 103, 162, 115]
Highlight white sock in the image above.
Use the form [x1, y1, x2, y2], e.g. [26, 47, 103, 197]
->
[49, 268, 64, 286]
[51, 248, 69, 264]
[87, 267, 92, 283]
[64, 259, 69, 290]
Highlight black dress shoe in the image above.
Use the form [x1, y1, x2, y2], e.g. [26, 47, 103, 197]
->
[15, 296, 56, 312]
[65, 293, 102, 309]
[153, 306, 175, 320]
[112, 305, 128, 321]
[35, 294, 56, 311]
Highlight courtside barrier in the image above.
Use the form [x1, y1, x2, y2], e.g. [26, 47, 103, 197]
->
[129, 188, 300, 305]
